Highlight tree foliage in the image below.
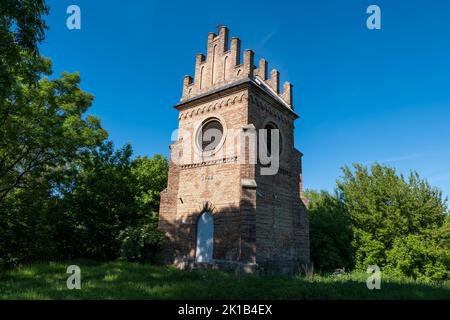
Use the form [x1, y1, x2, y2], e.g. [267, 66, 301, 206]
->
[51, 143, 168, 261]
[117, 217, 165, 263]
[0, 139, 169, 267]
[0, 0, 168, 269]
[385, 233, 449, 282]
[305, 190, 353, 272]
[132, 154, 169, 215]
[338, 164, 448, 273]
[0, 0, 49, 103]
[307, 164, 449, 281]
[0, 70, 107, 202]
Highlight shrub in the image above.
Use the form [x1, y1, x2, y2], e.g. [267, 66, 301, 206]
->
[117, 221, 165, 263]
[305, 164, 449, 281]
[337, 164, 449, 280]
[386, 234, 449, 282]
[305, 190, 353, 272]
[351, 229, 386, 270]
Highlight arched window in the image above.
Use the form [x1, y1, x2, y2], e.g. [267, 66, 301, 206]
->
[196, 212, 214, 263]
[263, 122, 282, 156]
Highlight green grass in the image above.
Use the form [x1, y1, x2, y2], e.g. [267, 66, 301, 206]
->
[0, 260, 449, 299]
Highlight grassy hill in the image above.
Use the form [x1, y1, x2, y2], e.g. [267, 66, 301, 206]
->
[0, 260, 449, 299]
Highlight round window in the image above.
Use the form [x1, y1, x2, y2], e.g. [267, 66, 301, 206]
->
[263, 122, 282, 156]
[197, 118, 224, 152]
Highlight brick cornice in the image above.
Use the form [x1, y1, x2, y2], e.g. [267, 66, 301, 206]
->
[177, 79, 297, 128]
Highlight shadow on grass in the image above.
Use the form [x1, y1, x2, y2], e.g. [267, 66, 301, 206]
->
[0, 260, 449, 300]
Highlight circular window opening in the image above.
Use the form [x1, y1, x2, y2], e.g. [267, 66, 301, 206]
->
[197, 118, 224, 152]
[264, 122, 282, 156]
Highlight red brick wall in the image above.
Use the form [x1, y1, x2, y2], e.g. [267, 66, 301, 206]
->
[158, 27, 309, 273]
[159, 84, 310, 272]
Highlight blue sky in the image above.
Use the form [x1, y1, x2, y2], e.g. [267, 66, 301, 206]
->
[41, 0, 450, 199]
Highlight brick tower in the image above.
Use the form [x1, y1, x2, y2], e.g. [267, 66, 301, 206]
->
[158, 27, 310, 274]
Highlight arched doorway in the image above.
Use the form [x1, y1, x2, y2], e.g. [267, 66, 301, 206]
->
[196, 212, 214, 263]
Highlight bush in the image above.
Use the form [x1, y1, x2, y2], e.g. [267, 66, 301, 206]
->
[304, 164, 449, 281]
[305, 190, 353, 272]
[117, 220, 165, 263]
[0, 182, 57, 269]
[351, 229, 386, 270]
[51, 146, 169, 261]
[337, 164, 449, 280]
[386, 234, 449, 282]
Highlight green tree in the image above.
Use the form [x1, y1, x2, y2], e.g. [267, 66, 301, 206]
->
[0, 69, 107, 266]
[0, 175, 56, 268]
[52, 145, 169, 261]
[0, 0, 109, 268]
[0, 0, 49, 101]
[52, 142, 136, 259]
[117, 221, 165, 263]
[0, 68, 107, 202]
[337, 163, 449, 280]
[305, 190, 353, 272]
[0, 0, 169, 268]
[115, 155, 168, 262]
[0, 64, 107, 268]
[385, 233, 449, 281]
[131, 154, 169, 215]
[1, 1, 107, 203]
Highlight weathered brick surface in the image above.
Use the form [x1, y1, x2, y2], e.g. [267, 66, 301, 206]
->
[158, 27, 310, 274]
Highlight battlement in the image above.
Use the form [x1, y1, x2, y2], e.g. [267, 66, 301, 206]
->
[181, 26, 294, 109]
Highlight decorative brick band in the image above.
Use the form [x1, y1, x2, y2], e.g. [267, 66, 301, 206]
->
[178, 89, 294, 129]
[180, 156, 239, 169]
[179, 92, 248, 120]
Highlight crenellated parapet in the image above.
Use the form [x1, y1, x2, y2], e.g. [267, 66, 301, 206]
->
[181, 26, 294, 109]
